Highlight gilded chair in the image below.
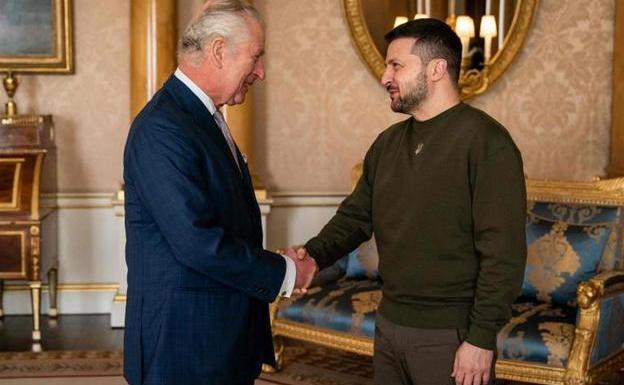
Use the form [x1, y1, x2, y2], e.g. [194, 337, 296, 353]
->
[495, 178, 624, 385]
[269, 176, 624, 385]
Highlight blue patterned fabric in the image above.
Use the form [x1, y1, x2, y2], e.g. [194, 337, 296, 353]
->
[345, 238, 379, 279]
[345, 249, 379, 279]
[277, 279, 382, 338]
[497, 298, 578, 367]
[522, 203, 623, 305]
[591, 292, 624, 365]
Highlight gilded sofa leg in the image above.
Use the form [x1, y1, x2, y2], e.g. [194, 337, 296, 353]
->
[274, 335, 285, 371]
[47, 268, 58, 318]
[261, 335, 284, 373]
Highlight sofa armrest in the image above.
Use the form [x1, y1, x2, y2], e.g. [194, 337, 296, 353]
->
[565, 270, 624, 384]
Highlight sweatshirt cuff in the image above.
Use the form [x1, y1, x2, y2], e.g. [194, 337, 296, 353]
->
[304, 238, 330, 269]
[466, 324, 497, 351]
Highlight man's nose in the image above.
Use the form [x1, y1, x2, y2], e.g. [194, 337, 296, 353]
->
[254, 59, 265, 81]
[380, 68, 391, 87]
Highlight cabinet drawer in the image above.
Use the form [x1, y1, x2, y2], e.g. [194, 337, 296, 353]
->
[0, 226, 30, 280]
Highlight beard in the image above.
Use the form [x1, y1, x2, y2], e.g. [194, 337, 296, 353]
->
[390, 70, 428, 114]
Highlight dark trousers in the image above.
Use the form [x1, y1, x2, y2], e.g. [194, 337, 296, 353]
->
[373, 313, 465, 385]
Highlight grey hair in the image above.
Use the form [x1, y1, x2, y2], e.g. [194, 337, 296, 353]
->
[178, 0, 261, 63]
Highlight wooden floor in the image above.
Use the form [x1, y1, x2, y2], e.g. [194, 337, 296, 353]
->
[0, 314, 123, 352]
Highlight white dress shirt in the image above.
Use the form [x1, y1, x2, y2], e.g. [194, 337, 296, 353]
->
[174, 68, 296, 298]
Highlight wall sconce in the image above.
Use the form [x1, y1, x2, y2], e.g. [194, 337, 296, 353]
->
[455, 15, 475, 60]
[480, 15, 498, 62]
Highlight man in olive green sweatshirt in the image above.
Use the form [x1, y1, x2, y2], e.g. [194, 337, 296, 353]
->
[288, 18, 526, 385]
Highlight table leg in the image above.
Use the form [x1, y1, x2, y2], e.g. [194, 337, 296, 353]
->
[47, 268, 58, 318]
[30, 281, 41, 342]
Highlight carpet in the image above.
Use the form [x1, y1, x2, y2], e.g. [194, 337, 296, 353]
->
[0, 345, 373, 385]
[0, 351, 123, 378]
[259, 345, 374, 385]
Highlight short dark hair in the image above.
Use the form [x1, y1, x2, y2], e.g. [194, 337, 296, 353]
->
[384, 18, 462, 84]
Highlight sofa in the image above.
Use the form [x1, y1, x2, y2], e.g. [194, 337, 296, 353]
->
[268, 177, 624, 385]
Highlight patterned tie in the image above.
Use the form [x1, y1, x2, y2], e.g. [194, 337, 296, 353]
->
[213, 109, 241, 172]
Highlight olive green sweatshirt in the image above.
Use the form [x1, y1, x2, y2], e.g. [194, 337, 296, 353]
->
[305, 102, 527, 350]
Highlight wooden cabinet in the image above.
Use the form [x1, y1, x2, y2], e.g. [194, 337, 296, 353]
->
[0, 114, 57, 347]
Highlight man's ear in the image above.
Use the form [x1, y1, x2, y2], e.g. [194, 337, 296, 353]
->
[429, 59, 448, 82]
[207, 37, 226, 69]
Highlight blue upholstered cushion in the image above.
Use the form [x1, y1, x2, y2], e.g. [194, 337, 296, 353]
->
[522, 203, 622, 305]
[497, 298, 578, 367]
[591, 292, 624, 365]
[345, 238, 379, 279]
[277, 278, 382, 338]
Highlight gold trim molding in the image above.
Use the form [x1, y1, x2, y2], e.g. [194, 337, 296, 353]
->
[0, 115, 46, 126]
[0, 0, 74, 74]
[4, 283, 119, 292]
[526, 178, 624, 206]
[607, 0, 624, 177]
[273, 318, 374, 356]
[342, 0, 538, 99]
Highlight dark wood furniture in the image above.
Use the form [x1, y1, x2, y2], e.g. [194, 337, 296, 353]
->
[0, 114, 57, 346]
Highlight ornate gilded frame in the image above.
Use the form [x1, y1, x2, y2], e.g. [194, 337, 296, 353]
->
[268, 177, 624, 384]
[0, 0, 74, 74]
[342, 0, 538, 99]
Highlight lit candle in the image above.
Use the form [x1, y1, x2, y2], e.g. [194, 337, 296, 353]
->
[486, 0, 492, 15]
[455, 15, 475, 58]
[480, 15, 497, 62]
[425, 0, 431, 17]
[394, 16, 409, 28]
[417, 0, 424, 15]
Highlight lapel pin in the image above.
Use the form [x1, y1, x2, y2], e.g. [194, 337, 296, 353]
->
[414, 143, 424, 156]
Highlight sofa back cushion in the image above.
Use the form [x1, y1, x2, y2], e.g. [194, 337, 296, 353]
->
[521, 202, 623, 306]
[345, 237, 379, 279]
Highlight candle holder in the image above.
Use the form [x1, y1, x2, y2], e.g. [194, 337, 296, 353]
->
[445, 14, 457, 30]
[2, 71, 18, 116]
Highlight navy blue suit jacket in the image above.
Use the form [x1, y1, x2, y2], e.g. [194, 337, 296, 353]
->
[123, 75, 285, 385]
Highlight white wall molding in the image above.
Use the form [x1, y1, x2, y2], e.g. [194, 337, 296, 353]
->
[4, 191, 348, 326]
[2, 283, 119, 315]
[266, 193, 346, 251]
[3, 192, 124, 318]
[270, 193, 347, 208]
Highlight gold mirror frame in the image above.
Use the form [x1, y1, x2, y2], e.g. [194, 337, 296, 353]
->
[343, 0, 538, 99]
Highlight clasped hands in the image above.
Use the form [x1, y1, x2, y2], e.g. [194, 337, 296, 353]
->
[282, 245, 317, 294]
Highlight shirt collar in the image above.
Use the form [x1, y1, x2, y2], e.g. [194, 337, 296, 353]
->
[174, 68, 217, 115]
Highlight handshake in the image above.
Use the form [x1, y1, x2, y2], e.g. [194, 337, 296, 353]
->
[282, 245, 318, 294]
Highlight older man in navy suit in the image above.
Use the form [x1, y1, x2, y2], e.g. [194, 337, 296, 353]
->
[122, 1, 317, 384]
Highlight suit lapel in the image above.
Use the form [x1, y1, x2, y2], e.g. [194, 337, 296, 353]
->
[235, 147, 262, 235]
[164, 76, 262, 236]
[163, 76, 241, 177]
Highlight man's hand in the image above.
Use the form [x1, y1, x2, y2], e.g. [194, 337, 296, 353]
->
[452, 341, 494, 385]
[283, 246, 318, 294]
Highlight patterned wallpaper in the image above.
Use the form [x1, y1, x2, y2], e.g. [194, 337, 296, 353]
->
[11, 0, 130, 192]
[254, 0, 615, 193]
[3, 0, 614, 193]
